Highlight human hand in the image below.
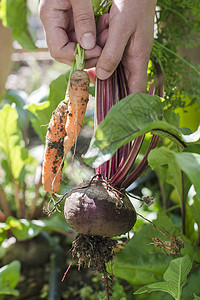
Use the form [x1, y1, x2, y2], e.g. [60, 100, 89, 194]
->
[39, 0, 102, 68]
[96, 0, 157, 93]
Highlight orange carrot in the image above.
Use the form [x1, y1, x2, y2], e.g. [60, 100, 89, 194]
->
[64, 70, 90, 155]
[42, 100, 68, 193]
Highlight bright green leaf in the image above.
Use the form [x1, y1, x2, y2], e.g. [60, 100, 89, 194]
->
[6, 214, 70, 241]
[84, 94, 185, 168]
[0, 105, 32, 179]
[135, 256, 192, 300]
[113, 222, 171, 286]
[174, 152, 200, 201]
[135, 281, 177, 298]
[182, 126, 200, 144]
[163, 255, 192, 289]
[148, 147, 192, 205]
[0, 0, 36, 50]
[189, 197, 200, 224]
[0, 260, 21, 296]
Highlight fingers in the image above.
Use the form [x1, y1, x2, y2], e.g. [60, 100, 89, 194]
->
[39, 0, 74, 63]
[96, 2, 134, 80]
[39, 0, 100, 66]
[122, 4, 155, 93]
[70, 0, 96, 50]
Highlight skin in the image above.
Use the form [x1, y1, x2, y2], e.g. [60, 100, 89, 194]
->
[39, 0, 157, 93]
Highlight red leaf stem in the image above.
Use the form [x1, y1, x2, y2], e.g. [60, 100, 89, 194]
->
[121, 135, 159, 189]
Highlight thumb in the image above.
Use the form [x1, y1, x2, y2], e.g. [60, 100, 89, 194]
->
[70, 0, 96, 50]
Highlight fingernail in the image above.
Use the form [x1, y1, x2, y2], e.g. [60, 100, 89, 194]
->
[96, 68, 111, 80]
[81, 32, 95, 49]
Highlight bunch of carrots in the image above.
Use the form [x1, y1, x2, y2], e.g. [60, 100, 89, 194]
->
[42, 45, 90, 194]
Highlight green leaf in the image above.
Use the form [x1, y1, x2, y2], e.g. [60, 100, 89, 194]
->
[0, 105, 32, 179]
[0, 260, 21, 296]
[84, 94, 185, 168]
[135, 256, 192, 300]
[174, 152, 200, 201]
[5, 214, 70, 241]
[182, 126, 200, 144]
[189, 197, 200, 224]
[163, 255, 192, 289]
[164, 110, 180, 128]
[0, 0, 36, 50]
[135, 282, 177, 298]
[148, 147, 183, 201]
[148, 147, 193, 205]
[113, 223, 171, 286]
[26, 74, 68, 143]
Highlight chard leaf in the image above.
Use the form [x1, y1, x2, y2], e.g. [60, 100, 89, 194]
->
[174, 152, 200, 201]
[148, 147, 198, 203]
[163, 255, 192, 289]
[113, 215, 173, 285]
[0, 260, 21, 296]
[135, 282, 177, 298]
[84, 94, 185, 168]
[0, 0, 36, 50]
[182, 126, 200, 143]
[0, 105, 33, 179]
[135, 255, 192, 299]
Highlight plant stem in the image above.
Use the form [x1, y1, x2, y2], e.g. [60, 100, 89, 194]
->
[0, 209, 6, 222]
[0, 185, 12, 216]
[121, 135, 159, 189]
[21, 182, 26, 218]
[13, 179, 21, 218]
[197, 223, 200, 247]
[180, 170, 185, 235]
[29, 164, 42, 219]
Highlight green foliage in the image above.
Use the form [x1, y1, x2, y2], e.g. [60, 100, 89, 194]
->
[84, 94, 199, 168]
[0, 104, 35, 180]
[0, 0, 36, 50]
[0, 260, 21, 298]
[27, 73, 68, 143]
[153, 0, 200, 109]
[0, 214, 70, 241]
[0, 1, 200, 298]
[135, 255, 192, 300]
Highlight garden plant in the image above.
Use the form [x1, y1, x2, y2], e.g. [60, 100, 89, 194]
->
[0, 0, 200, 299]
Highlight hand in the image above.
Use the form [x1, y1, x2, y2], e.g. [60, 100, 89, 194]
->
[39, 0, 102, 68]
[96, 0, 157, 93]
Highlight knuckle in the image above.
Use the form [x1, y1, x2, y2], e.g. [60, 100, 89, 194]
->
[49, 48, 59, 60]
[102, 52, 120, 70]
[74, 12, 94, 25]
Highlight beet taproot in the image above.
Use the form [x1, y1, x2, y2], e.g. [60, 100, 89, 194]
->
[64, 178, 137, 237]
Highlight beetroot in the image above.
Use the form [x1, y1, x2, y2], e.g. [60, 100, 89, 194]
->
[64, 177, 137, 237]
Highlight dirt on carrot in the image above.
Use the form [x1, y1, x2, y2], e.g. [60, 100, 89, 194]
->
[42, 100, 68, 194]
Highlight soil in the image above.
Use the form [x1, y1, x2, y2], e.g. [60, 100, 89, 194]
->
[2, 234, 107, 300]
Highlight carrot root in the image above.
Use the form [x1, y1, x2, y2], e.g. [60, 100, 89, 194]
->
[42, 100, 68, 193]
[64, 70, 90, 155]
